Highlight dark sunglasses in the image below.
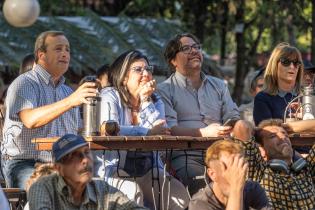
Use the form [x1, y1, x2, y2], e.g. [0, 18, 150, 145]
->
[279, 58, 301, 68]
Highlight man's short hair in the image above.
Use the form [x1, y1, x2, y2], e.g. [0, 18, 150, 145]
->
[164, 33, 200, 71]
[255, 119, 283, 145]
[34, 31, 65, 63]
[205, 140, 244, 167]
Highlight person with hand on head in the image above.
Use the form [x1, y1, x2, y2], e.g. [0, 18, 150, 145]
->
[157, 33, 248, 195]
[28, 134, 148, 210]
[97, 50, 188, 210]
[233, 119, 315, 209]
[1, 31, 98, 189]
[189, 140, 270, 210]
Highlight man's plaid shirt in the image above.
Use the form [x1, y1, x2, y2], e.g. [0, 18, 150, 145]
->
[28, 173, 148, 210]
[238, 138, 315, 209]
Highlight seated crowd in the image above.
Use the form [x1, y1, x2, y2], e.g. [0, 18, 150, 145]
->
[1, 30, 315, 210]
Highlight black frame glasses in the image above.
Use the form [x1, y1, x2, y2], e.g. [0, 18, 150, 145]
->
[179, 44, 202, 54]
[279, 58, 302, 68]
[130, 65, 154, 74]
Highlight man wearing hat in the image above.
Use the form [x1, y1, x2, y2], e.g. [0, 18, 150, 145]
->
[28, 134, 148, 210]
[302, 60, 315, 87]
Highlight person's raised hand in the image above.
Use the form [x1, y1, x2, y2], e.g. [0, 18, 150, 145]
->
[139, 80, 156, 102]
[222, 154, 248, 190]
[67, 82, 98, 107]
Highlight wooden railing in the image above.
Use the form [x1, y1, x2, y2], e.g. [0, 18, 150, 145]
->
[32, 134, 315, 151]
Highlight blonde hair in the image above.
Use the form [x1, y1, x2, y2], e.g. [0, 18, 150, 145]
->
[264, 42, 304, 95]
[25, 163, 56, 192]
[205, 140, 244, 167]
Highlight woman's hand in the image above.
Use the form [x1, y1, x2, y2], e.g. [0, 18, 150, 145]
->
[138, 80, 156, 101]
[147, 119, 171, 135]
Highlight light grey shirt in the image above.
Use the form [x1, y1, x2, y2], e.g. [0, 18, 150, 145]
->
[28, 173, 148, 210]
[157, 71, 239, 129]
[1, 65, 80, 162]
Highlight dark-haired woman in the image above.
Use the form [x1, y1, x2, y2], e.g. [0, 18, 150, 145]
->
[97, 50, 189, 210]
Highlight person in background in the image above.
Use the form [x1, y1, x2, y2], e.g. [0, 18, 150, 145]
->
[253, 42, 304, 125]
[239, 68, 265, 125]
[23, 163, 56, 210]
[189, 140, 270, 210]
[98, 50, 189, 210]
[1, 31, 98, 189]
[28, 134, 148, 210]
[96, 63, 110, 88]
[19, 53, 35, 75]
[157, 33, 247, 195]
[302, 60, 315, 87]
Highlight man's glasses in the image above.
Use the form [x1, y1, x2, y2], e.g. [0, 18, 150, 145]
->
[279, 58, 301, 68]
[130, 65, 154, 74]
[179, 44, 202, 54]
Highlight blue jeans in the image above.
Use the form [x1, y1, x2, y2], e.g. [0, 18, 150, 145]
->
[1, 159, 36, 189]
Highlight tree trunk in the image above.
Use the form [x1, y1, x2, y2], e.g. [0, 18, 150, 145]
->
[287, 15, 296, 46]
[220, 1, 229, 66]
[232, 0, 245, 105]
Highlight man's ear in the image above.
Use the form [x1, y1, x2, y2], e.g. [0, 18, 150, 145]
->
[207, 167, 216, 182]
[37, 51, 46, 61]
[54, 163, 63, 175]
[171, 58, 177, 69]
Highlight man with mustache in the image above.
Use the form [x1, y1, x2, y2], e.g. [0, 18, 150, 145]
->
[28, 134, 148, 210]
[157, 33, 243, 195]
[1, 31, 97, 189]
[233, 119, 315, 209]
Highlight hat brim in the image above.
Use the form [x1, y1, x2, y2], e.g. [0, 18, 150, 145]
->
[304, 67, 315, 72]
[54, 142, 88, 162]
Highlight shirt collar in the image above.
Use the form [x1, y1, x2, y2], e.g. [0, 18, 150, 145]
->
[174, 71, 207, 88]
[34, 64, 65, 87]
[277, 88, 298, 97]
[56, 175, 97, 205]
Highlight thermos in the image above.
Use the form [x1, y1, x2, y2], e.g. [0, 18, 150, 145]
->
[302, 86, 315, 120]
[81, 76, 101, 136]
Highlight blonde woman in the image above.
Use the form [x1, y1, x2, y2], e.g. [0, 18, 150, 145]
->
[253, 43, 304, 125]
